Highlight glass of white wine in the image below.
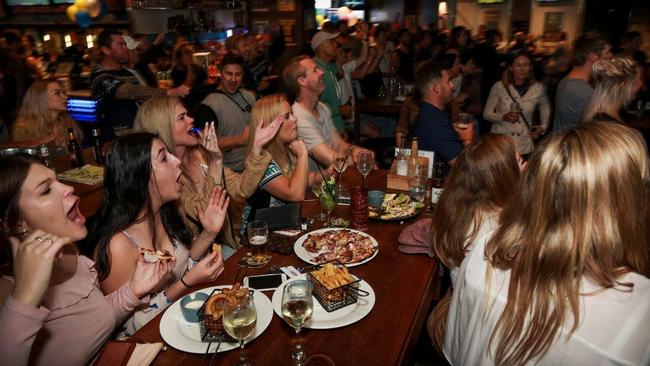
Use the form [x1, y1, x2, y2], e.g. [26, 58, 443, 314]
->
[223, 295, 257, 366]
[281, 280, 314, 366]
[332, 147, 350, 195]
[355, 151, 373, 188]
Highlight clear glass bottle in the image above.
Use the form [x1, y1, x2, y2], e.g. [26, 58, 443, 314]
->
[395, 136, 408, 176]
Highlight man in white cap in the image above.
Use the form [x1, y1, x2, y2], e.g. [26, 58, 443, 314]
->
[122, 35, 149, 86]
[311, 30, 350, 134]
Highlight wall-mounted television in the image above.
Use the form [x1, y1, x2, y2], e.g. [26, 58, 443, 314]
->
[5, 0, 50, 5]
[51, 0, 75, 3]
[477, 0, 505, 4]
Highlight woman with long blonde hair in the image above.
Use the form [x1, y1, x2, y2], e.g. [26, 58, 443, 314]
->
[240, 94, 329, 233]
[582, 57, 642, 122]
[132, 96, 282, 255]
[444, 121, 650, 365]
[11, 80, 82, 148]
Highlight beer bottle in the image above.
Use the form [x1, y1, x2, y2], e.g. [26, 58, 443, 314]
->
[431, 156, 445, 204]
[91, 128, 103, 164]
[67, 128, 84, 168]
[407, 137, 419, 178]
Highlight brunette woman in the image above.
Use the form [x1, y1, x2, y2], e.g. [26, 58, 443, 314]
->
[132, 96, 282, 254]
[445, 122, 650, 365]
[11, 80, 82, 149]
[91, 133, 228, 335]
[0, 155, 171, 365]
[483, 51, 550, 155]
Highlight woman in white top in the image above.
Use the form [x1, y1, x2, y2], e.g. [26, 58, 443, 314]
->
[445, 122, 650, 365]
[483, 51, 550, 155]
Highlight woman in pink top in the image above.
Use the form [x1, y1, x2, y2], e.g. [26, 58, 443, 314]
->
[0, 154, 173, 366]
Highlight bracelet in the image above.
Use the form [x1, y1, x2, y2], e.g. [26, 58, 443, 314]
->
[180, 275, 192, 288]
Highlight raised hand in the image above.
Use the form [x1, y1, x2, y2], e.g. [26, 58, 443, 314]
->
[129, 251, 176, 298]
[10, 230, 71, 306]
[199, 121, 222, 158]
[183, 250, 224, 286]
[252, 115, 284, 155]
[167, 85, 190, 98]
[196, 187, 230, 235]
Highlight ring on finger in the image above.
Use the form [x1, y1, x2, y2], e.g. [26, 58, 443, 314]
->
[35, 236, 44, 242]
[43, 238, 54, 245]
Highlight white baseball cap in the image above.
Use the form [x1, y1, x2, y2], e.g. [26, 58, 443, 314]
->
[311, 31, 340, 52]
[123, 35, 141, 50]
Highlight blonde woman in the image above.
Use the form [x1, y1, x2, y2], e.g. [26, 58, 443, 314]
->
[132, 96, 282, 255]
[11, 80, 82, 148]
[483, 51, 550, 155]
[240, 94, 330, 233]
[582, 57, 642, 122]
[445, 122, 650, 365]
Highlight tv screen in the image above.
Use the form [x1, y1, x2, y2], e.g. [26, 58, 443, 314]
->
[477, 0, 505, 4]
[51, 0, 74, 3]
[6, 0, 49, 5]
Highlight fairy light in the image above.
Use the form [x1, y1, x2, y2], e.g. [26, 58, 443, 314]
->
[86, 34, 94, 48]
[44, 34, 50, 41]
[64, 34, 72, 48]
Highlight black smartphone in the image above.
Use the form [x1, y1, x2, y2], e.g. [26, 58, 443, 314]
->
[243, 273, 288, 291]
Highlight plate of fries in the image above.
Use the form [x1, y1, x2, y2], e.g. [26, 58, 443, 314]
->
[271, 274, 376, 329]
[159, 285, 273, 354]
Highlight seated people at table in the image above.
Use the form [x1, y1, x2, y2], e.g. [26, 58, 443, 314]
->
[445, 122, 650, 365]
[582, 57, 642, 123]
[312, 30, 347, 133]
[90, 30, 190, 140]
[133, 96, 281, 253]
[90, 133, 227, 335]
[283, 55, 374, 172]
[553, 33, 611, 132]
[431, 134, 522, 286]
[0, 154, 171, 366]
[483, 51, 550, 155]
[170, 42, 213, 115]
[11, 79, 83, 149]
[411, 60, 474, 172]
[394, 92, 422, 146]
[193, 53, 256, 173]
[390, 29, 415, 85]
[240, 94, 329, 233]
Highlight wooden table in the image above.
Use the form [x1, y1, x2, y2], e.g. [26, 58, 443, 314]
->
[51, 148, 104, 218]
[354, 97, 403, 144]
[133, 169, 438, 365]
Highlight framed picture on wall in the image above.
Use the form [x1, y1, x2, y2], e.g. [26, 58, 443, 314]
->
[277, 0, 294, 12]
[278, 19, 296, 46]
[252, 20, 270, 34]
[543, 12, 564, 34]
[251, 0, 270, 12]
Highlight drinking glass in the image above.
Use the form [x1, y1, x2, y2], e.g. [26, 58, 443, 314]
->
[408, 165, 427, 203]
[332, 147, 350, 194]
[246, 220, 270, 267]
[355, 151, 373, 188]
[281, 280, 314, 366]
[319, 188, 337, 227]
[223, 295, 257, 366]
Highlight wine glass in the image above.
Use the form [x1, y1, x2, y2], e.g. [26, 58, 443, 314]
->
[408, 164, 427, 203]
[281, 280, 314, 366]
[355, 151, 373, 188]
[332, 147, 350, 195]
[222, 294, 257, 366]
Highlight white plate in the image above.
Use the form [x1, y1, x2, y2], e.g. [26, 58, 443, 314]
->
[159, 286, 273, 354]
[271, 274, 375, 329]
[293, 228, 379, 267]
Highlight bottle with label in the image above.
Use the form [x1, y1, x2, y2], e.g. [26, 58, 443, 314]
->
[91, 128, 103, 164]
[407, 137, 419, 178]
[431, 156, 445, 204]
[395, 136, 408, 176]
[39, 144, 51, 168]
[67, 128, 84, 168]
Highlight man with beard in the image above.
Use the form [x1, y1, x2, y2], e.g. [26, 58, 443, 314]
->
[283, 55, 374, 172]
[90, 30, 189, 140]
[194, 53, 255, 172]
[411, 60, 474, 174]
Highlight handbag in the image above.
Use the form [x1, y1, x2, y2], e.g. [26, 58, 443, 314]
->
[253, 203, 301, 230]
[503, 83, 532, 131]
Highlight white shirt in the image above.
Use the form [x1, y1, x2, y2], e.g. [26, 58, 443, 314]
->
[293, 101, 337, 172]
[444, 229, 650, 365]
[338, 60, 357, 124]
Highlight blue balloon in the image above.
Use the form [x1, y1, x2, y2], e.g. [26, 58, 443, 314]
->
[75, 11, 92, 28]
[99, 0, 108, 17]
[330, 14, 339, 24]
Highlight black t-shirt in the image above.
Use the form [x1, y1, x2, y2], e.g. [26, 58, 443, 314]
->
[90, 68, 142, 140]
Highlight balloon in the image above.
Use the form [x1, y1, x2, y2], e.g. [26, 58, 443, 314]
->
[74, 0, 87, 10]
[66, 5, 78, 22]
[330, 15, 339, 24]
[76, 11, 92, 28]
[86, 0, 101, 17]
[315, 15, 325, 26]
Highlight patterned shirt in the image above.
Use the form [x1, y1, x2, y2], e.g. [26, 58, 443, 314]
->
[90, 68, 142, 140]
[412, 101, 463, 174]
[240, 160, 285, 234]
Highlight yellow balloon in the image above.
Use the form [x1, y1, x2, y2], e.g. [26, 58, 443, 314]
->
[74, 0, 87, 10]
[66, 5, 79, 21]
[86, 0, 101, 17]
[316, 15, 325, 26]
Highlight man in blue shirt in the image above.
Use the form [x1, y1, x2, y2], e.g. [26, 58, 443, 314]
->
[411, 61, 473, 172]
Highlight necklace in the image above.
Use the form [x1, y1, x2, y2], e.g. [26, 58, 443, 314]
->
[218, 89, 252, 113]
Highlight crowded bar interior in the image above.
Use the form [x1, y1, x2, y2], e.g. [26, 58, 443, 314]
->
[0, 0, 649, 364]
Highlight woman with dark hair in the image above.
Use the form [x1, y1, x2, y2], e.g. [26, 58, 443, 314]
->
[0, 154, 171, 365]
[483, 51, 550, 155]
[390, 29, 415, 84]
[90, 133, 228, 335]
[445, 122, 650, 365]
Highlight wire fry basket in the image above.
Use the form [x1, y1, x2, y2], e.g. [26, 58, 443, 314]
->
[197, 288, 252, 343]
[306, 261, 368, 312]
